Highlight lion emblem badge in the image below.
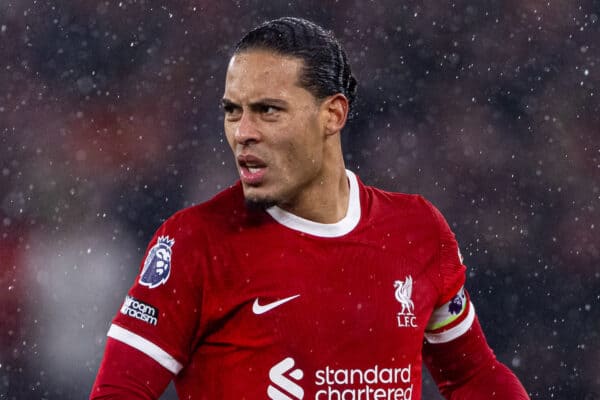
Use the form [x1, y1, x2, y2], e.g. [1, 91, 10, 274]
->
[139, 236, 175, 289]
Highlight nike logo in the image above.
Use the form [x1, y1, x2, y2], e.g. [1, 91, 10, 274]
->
[252, 294, 300, 315]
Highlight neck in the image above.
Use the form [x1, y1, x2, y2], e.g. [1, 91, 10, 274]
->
[279, 156, 349, 224]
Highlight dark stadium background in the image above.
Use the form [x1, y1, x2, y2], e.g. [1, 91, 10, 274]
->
[1, 1, 598, 399]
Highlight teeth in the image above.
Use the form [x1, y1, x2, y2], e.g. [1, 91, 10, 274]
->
[248, 167, 261, 173]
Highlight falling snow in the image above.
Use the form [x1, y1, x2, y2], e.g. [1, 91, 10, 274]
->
[0, 1, 598, 400]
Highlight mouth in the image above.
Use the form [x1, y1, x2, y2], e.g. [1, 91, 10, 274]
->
[237, 154, 267, 185]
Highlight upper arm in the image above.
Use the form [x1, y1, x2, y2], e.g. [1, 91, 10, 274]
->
[92, 211, 207, 396]
[110, 212, 205, 371]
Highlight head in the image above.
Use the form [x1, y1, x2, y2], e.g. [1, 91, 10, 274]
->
[222, 17, 357, 209]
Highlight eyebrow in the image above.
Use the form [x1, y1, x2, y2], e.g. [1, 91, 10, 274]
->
[221, 98, 238, 109]
[221, 98, 289, 108]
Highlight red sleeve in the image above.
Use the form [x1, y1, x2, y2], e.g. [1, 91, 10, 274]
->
[91, 209, 207, 397]
[422, 198, 466, 306]
[89, 338, 173, 399]
[423, 314, 530, 399]
[109, 210, 206, 374]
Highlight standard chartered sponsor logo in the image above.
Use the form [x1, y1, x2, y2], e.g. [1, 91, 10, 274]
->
[315, 364, 413, 400]
[268, 357, 305, 400]
[269, 358, 413, 400]
[120, 295, 158, 326]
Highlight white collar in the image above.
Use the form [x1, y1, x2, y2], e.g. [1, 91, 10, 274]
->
[265, 170, 361, 238]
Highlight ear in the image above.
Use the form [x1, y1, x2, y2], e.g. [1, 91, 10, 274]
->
[321, 94, 349, 136]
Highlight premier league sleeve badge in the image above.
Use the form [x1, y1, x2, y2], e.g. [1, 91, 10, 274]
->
[139, 236, 175, 289]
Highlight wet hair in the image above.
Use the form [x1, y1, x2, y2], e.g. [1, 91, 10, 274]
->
[234, 17, 358, 117]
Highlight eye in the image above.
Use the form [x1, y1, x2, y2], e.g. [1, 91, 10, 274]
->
[223, 104, 236, 114]
[259, 104, 281, 116]
[222, 103, 242, 120]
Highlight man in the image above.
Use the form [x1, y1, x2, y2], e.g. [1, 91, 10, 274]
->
[90, 17, 529, 399]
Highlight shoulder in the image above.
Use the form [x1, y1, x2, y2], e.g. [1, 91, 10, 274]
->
[360, 180, 457, 252]
[161, 182, 247, 234]
[165, 185, 245, 226]
[138, 183, 246, 281]
[361, 182, 439, 222]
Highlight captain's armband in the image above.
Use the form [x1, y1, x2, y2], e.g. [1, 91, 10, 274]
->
[425, 287, 475, 344]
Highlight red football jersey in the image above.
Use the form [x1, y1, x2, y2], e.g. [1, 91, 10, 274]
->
[108, 171, 473, 400]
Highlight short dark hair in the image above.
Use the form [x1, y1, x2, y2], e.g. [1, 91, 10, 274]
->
[234, 17, 358, 117]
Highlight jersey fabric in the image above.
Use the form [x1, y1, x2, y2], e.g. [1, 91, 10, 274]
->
[106, 170, 474, 400]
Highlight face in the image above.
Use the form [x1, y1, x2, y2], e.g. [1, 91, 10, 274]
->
[222, 50, 327, 208]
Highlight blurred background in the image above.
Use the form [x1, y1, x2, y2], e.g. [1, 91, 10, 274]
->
[1, 0, 598, 399]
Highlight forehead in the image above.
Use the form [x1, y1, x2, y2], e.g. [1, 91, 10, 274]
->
[224, 50, 308, 102]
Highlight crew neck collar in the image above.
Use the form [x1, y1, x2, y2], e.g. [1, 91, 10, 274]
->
[265, 170, 361, 238]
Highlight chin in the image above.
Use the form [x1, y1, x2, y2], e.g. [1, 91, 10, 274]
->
[244, 197, 277, 211]
[242, 188, 278, 210]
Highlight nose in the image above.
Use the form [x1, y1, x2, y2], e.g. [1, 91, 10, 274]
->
[234, 111, 260, 146]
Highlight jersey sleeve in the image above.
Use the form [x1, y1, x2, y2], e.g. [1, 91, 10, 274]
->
[108, 210, 205, 375]
[423, 314, 530, 399]
[423, 199, 466, 306]
[90, 337, 173, 399]
[422, 199, 474, 343]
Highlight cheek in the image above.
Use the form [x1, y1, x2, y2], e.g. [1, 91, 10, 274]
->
[280, 135, 321, 173]
[223, 122, 237, 149]
[298, 121, 324, 162]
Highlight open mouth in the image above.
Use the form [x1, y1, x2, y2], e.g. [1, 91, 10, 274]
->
[238, 155, 267, 185]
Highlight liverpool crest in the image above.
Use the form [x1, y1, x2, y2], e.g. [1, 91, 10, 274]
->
[394, 276, 417, 328]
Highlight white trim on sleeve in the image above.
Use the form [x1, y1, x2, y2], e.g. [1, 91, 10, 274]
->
[107, 324, 183, 374]
[424, 302, 476, 344]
